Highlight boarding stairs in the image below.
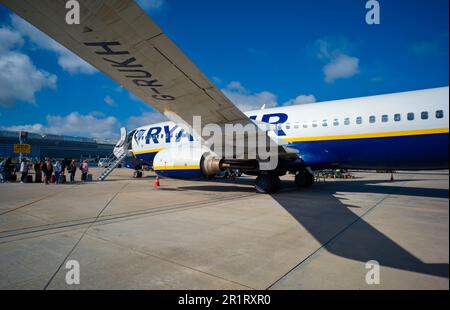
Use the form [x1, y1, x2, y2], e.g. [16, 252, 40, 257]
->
[97, 127, 131, 181]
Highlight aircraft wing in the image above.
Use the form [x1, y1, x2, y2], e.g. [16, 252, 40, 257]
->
[2, 0, 296, 161]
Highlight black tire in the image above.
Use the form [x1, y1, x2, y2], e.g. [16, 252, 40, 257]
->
[295, 172, 315, 188]
[255, 174, 281, 194]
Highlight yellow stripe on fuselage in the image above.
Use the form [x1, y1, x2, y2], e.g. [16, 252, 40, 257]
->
[285, 128, 449, 143]
[132, 128, 449, 154]
[153, 165, 200, 171]
[132, 148, 163, 155]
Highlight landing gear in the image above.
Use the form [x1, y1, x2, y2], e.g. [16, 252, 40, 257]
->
[255, 173, 281, 194]
[295, 171, 315, 188]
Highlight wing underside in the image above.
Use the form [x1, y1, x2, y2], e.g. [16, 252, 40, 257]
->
[2, 0, 295, 160]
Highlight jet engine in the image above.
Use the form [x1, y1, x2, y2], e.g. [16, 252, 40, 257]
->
[153, 146, 224, 179]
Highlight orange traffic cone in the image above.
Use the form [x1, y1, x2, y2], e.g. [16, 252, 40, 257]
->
[154, 176, 160, 188]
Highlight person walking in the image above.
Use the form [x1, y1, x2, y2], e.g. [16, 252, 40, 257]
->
[20, 159, 29, 183]
[68, 159, 77, 183]
[4, 157, 13, 182]
[34, 160, 43, 183]
[54, 160, 62, 184]
[42, 159, 54, 185]
[0, 158, 6, 183]
[80, 160, 89, 182]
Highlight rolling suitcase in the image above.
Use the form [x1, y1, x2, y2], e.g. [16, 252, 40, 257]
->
[87, 174, 93, 182]
[10, 174, 17, 182]
[35, 174, 42, 183]
[50, 175, 56, 183]
[27, 175, 33, 183]
[60, 175, 66, 184]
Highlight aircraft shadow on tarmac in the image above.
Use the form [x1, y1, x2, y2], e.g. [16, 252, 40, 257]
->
[174, 178, 449, 279]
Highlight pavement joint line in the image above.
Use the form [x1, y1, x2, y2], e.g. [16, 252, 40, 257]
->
[265, 180, 411, 290]
[0, 193, 258, 243]
[85, 232, 257, 290]
[42, 182, 130, 290]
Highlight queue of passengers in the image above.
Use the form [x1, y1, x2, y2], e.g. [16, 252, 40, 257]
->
[0, 158, 90, 184]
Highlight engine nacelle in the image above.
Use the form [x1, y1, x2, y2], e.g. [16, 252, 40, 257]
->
[153, 146, 223, 179]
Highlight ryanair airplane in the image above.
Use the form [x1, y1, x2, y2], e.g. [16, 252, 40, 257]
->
[4, 1, 448, 193]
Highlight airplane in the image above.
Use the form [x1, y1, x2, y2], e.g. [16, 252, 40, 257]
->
[2, 0, 448, 194]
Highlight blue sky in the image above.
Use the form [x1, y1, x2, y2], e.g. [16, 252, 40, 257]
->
[0, 0, 448, 140]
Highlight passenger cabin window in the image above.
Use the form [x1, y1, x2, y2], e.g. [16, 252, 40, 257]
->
[407, 113, 415, 121]
[322, 120, 328, 127]
[333, 119, 339, 126]
[394, 114, 401, 122]
[286, 123, 291, 129]
[294, 123, 299, 129]
[312, 121, 318, 128]
[344, 118, 350, 125]
[382, 115, 388, 123]
[302, 123, 308, 128]
[421, 112, 429, 120]
[356, 117, 362, 125]
[436, 110, 444, 119]
[369, 116, 376, 124]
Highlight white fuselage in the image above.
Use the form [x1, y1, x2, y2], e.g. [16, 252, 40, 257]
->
[131, 87, 449, 170]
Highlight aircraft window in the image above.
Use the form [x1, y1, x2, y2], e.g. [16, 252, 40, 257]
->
[333, 119, 339, 126]
[436, 110, 444, 119]
[294, 123, 299, 129]
[356, 117, 362, 125]
[382, 115, 388, 123]
[407, 112, 415, 121]
[344, 118, 350, 125]
[312, 121, 318, 128]
[322, 120, 328, 127]
[302, 123, 308, 128]
[286, 123, 291, 129]
[369, 116, 376, 123]
[421, 111, 429, 120]
[394, 114, 401, 122]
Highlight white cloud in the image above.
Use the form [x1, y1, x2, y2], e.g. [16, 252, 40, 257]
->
[315, 37, 360, 83]
[0, 27, 24, 52]
[104, 95, 117, 107]
[222, 81, 278, 111]
[1, 112, 120, 139]
[283, 94, 316, 106]
[11, 14, 96, 75]
[323, 55, 360, 83]
[127, 111, 166, 129]
[0, 26, 57, 107]
[222, 81, 316, 111]
[137, 0, 166, 11]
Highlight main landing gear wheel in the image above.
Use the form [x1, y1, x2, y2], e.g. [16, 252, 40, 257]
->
[295, 171, 315, 188]
[255, 174, 281, 194]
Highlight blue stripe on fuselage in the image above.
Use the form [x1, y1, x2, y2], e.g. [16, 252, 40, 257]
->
[290, 133, 449, 170]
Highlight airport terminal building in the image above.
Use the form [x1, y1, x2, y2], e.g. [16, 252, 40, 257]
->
[0, 130, 115, 161]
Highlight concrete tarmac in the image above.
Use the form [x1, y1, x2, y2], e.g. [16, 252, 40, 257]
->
[0, 169, 448, 289]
